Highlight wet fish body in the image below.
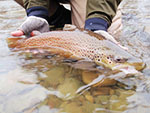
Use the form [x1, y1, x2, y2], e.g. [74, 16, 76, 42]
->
[7, 30, 145, 71]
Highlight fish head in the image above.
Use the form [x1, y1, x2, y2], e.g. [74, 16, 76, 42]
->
[94, 40, 145, 73]
[94, 52, 145, 72]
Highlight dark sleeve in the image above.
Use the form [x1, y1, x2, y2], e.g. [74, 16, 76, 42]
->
[85, 0, 122, 31]
[23, 0, 49, 21]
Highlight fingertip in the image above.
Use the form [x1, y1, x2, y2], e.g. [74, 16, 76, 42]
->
[31, 30, 41, 36]
[11, 30, 24, 36]
[30, 31, 35, 37]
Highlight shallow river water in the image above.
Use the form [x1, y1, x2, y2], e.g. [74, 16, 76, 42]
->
[1, 0, 150, 113]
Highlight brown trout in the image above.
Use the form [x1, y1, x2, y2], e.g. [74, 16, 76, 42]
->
[7, 30, 145, 73]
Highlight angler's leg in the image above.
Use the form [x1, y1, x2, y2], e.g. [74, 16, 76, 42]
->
[48, 0, 71, 28]
[70, 0, 87, 28]
[12, 0, 71, 36]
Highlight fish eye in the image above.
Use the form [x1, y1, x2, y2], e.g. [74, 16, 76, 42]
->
[115, 58, 128, 63]
[116, 58, 121, 62]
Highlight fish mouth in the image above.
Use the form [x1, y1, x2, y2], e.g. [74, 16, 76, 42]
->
[112, 57, 145, 71]
[111, 63, 145, 74]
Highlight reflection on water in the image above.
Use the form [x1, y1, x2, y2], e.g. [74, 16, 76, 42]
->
[1, 0, 150, 113]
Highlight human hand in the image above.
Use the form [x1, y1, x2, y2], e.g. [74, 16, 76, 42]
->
[94, 30, 128, 50]
[11, 16, 49, 37]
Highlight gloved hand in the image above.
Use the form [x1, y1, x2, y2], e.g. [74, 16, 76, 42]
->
[94, 30, 128, 50]
[84, 17, 127, 50]
[11, 16, 49, 37]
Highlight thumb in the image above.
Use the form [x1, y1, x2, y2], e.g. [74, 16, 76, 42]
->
[11, 30, 24, 36]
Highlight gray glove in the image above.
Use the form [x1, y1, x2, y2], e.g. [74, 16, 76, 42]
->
[19, 16, 49, 35]
[94, 30, 128, 50]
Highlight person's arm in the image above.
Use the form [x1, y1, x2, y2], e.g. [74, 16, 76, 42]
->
[23, 0, 50, 21]
[84, 0, 127, 50]
[85, 0, 122, 31]
[12, 0, 50, 36]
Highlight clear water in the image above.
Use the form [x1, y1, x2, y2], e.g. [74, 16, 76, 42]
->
[0, 0, 150, 113]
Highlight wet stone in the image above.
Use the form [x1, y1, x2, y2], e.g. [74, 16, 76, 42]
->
[47, 95, 63, 108]
[39, 66, 65, 88]
[94, 95, 110, 105]
[60, 100, 98, 113]
[60, 101, 85, 113]
[82, 71, 117, 87]
[92, 87, 115, 96]
[84, 93, 94, 103]
[57, 77, 83, 100]
[108, 89, 135, 111]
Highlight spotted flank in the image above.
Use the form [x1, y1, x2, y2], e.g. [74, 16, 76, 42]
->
[7, 30, 145, 72]
[94, 53, 116, 69]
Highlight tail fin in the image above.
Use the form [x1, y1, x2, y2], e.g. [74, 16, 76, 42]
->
[6, 37, 24, 49]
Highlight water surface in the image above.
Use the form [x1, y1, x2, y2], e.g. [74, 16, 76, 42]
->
[1, 0, 150, 113]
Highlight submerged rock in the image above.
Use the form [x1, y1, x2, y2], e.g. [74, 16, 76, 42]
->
[82, 71, 117, 87]
[57, 77, 83, 100]
[39, 66, 65, 88]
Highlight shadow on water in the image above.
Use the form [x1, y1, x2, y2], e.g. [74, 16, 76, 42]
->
[1, 0, 150, 113]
